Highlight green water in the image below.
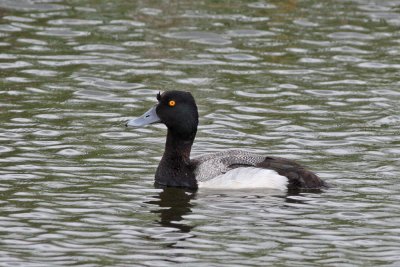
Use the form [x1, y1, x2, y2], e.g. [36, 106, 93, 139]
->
[1, 0, 400, 266]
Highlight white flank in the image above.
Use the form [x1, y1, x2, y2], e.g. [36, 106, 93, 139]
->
[198, 167, 288, 191]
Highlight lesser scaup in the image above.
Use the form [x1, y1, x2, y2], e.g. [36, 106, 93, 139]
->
[126, 91, 327, 191]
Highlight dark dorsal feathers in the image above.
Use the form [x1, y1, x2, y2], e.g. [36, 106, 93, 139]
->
[256, 157, 327, 190]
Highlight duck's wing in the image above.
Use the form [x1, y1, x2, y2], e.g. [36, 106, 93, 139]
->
[256, 156, 327, 190]
[192, 150, 327, 189]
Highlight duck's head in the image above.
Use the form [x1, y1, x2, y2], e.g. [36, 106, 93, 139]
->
[126, 90, 199, 139]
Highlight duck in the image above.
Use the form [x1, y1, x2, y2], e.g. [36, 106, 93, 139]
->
[126, 90, 328, 191]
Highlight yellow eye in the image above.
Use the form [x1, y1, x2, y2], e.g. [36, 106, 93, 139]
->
[168, 100, 176, 107]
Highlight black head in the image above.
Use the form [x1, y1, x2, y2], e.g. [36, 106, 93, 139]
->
[126, 90, 199, 140]
[156, 91, 199, 139]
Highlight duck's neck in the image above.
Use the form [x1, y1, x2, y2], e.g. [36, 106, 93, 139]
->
[155, 129, 198, 189]
[163, 130, 194, 164]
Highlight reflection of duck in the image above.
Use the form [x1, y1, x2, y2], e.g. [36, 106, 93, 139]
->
[147, 187, 195, 233]
[127, 91, 328, 191]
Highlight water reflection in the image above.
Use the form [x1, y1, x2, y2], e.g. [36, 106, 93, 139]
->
[147, 188, 195, 233]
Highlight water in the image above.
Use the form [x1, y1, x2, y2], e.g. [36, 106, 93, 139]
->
[1, 0, 400, 266]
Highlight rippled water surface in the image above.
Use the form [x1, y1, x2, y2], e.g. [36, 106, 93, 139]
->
[1, 0, 400, 266]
